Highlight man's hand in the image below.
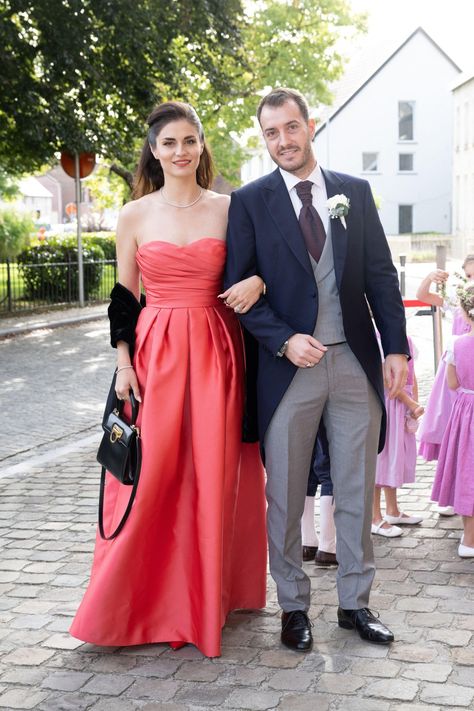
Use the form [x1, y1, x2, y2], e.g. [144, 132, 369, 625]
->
[285, 334, 328, 368]
[383, 354, 408, 399]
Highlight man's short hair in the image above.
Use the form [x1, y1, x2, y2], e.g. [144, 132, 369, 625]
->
[257, 88, 309, 124]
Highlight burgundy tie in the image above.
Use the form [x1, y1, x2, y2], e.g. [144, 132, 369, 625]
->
[295, 180, 326, 263]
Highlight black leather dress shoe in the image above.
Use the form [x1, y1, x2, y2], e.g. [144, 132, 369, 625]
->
[281, 610, 313, 651]
[337, 607, 394, 644]
[302, 545, 318, 562]
[315, 550, 338, 567]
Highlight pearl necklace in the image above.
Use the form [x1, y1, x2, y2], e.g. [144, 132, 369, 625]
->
[160, 187, 203, 208]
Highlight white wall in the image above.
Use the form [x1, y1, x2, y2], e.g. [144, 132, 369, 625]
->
[240, 150, 275, 185]
[452, 76, 474, 257]
[314, 30, 460, 235]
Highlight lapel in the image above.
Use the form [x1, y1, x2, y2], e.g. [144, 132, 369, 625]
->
[321, 168, 349, 291]
[260, 169, 313, 277]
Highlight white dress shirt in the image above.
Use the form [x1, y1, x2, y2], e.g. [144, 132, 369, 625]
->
[279, 163, 329, 233]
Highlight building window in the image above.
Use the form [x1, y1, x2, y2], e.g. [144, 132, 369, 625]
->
[399, 205, 413, 233]
[398, 101, 414, 140]
[399, 153, 414, 171]
[362, 152, 378, 172]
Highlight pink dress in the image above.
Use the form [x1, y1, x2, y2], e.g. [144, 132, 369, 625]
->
[70, 239, 267, 657]
[375, 336, 417, 487]
[431, 335, 474, 516]
[418, 308, 470, 461]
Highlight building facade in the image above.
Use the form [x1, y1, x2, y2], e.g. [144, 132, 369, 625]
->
[314, 28, 461, 236]
[452, 73, 474, 257]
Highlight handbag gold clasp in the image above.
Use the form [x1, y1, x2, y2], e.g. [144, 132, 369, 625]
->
[110, 423, 124, 443]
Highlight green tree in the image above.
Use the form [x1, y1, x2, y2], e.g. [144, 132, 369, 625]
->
[0, 169, 19, 200]
[196, 0, 366, 182]
[0, 208, 34, 259]
[0, 0, 244, 175]
[83, 164, 129, 230]
[0, 0, 364, 188]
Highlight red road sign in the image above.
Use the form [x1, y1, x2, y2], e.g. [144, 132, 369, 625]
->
[60, 152, 96, 179]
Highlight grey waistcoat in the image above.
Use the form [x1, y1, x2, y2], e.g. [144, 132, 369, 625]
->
[309, 223, 346, 345]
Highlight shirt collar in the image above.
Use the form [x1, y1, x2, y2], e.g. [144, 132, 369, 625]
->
[279, 162, 324, 193]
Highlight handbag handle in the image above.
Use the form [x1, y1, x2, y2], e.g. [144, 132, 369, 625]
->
[98, 439, 142, 540]
[102, 374, 139, 429]
[98, 386, 141, 540]
[114, 389, 139, 424]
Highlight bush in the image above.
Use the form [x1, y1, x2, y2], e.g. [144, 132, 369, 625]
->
[84, 232, 116, 260]
[0, 209, 34, 260]
[17, 237, 105, 302]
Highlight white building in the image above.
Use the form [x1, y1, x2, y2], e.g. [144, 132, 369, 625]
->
[16, 177, 54, 224]
[452, 72, 474, 257]
[314, 27, 461, 236]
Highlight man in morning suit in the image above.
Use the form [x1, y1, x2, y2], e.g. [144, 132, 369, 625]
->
[224, 88, 409, 651]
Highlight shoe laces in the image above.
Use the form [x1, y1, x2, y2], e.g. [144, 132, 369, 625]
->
[282, 610, 313, 630]
[360, 607, 381, 623]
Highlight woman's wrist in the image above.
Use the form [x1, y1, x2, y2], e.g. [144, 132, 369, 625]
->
[116, 364, 134, 374]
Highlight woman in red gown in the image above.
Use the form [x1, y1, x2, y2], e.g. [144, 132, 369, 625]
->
[69, 102, 267, 657]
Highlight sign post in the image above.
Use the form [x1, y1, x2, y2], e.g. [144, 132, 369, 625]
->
[74, 153, 85, 306]
[432, 244, 447, 371]
[60, 152, 96, 307]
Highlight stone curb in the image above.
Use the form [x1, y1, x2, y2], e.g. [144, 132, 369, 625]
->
[0, 311, 107, 340]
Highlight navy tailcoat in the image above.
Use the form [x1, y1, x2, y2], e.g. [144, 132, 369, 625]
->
[224, 167, 409, 453]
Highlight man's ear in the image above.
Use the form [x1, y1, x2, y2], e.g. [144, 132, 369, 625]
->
[308, 118, 316, 140]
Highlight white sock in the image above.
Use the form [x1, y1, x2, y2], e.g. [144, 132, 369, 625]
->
[318, 495, 336, 554]
[301, 496, 319, 547]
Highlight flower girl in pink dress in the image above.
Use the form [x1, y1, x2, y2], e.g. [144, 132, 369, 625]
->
[431, 284, 474, 558]
[372, 335, 424, 537]
[417, 257, 474, 466]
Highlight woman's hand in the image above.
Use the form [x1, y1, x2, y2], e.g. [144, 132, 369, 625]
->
[218, 275, 265, 314]
[115, 366, 142, 402]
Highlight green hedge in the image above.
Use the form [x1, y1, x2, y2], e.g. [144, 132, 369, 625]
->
[17, 236, 107, 302]
[83, 232, 116, 260]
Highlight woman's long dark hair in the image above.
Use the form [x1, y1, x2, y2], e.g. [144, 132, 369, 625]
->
[133, 102, 214, 199]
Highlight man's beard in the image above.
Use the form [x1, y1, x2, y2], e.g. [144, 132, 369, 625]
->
[272, 142, 314, 175]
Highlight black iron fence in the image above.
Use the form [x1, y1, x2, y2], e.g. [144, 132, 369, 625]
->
[0, 257, 117, 314]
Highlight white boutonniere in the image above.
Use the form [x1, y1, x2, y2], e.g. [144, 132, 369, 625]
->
[326, 194, 350, 229]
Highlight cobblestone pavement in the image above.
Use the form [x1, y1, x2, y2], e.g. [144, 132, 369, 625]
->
[1, 272, 474, 710]
[1, 317, 112, 464]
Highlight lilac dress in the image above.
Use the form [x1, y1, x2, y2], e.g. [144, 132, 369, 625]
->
[375, 336, 417, 488]
[418, 307, 470, 461]
[431, 335, 474, 516]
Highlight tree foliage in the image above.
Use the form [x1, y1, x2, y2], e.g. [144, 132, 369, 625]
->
[0, 169, 19, 200]
[0, 0, 244, 173]
[0, 0, 365, 187]
[0, 208, 34, 259]
[197, 0, 366, 181]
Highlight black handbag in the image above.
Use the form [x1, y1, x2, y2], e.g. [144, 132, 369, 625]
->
[97, 374, 142, 540]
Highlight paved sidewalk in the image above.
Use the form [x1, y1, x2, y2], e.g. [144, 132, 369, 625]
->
[0, 304, 107, 340]
[1, 288, 474, 710]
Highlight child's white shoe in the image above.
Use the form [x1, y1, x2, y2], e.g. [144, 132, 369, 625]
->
[371, 520, 403, 537]
[458, 542, 474, 558]
[435, 505, 455, 516]
[384, 512, 423, 525]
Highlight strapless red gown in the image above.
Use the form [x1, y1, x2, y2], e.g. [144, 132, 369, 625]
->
[70, 238, 267, 657]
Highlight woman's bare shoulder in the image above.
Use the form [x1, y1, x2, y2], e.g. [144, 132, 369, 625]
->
[120, 192, 158, 214]
[204, 190, 230, 213]
[205, 190, 230, 203]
